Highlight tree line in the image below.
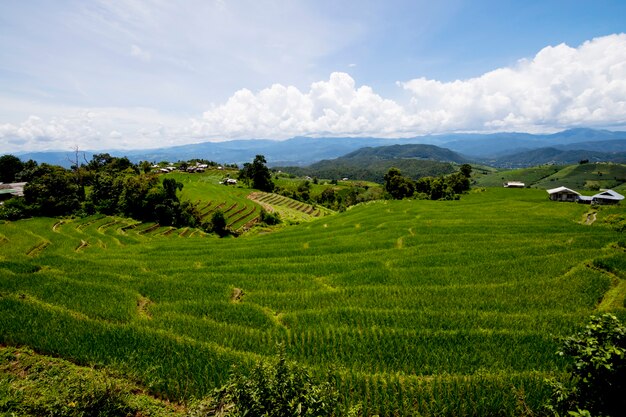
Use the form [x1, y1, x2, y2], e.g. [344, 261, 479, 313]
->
[383, 164, 472, 200]
[0, 153, 210, 231]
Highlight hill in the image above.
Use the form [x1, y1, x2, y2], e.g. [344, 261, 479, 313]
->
[484, 144, 626, 168]
[475, 162, 626, 191]
[1, 188, 624, 416]
[277, 144, 462, 182]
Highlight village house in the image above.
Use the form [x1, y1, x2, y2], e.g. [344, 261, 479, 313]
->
[503, 181, 525, 188]
[547, 186, 580, 202]
[592, 189, 624, 205]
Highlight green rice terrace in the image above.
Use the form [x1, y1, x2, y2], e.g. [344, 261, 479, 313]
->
[1, 187, 625, 416]
[166, 171, 332, 230]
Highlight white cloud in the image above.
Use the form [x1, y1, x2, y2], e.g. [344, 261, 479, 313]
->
[400, 33, 626, 132]
[187, 34, 626, 139]
[187, 72, 406, 139]
[2, 34, 626, 153]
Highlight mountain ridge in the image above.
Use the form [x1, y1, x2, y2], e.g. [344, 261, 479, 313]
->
[11, 128, 626, 168]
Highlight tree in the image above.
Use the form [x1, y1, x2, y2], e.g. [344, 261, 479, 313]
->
[251, 155, 274, 192]
[90, 172, 123, 214]
[447, 172, 470, 194]
[384, 167, 415, 199]
[24, 164, 83, 216]
[0, 154, 24, 183]
[211, 210, 228, 237]
[459, 163, 472, 178]
[546, 314, 626, 417]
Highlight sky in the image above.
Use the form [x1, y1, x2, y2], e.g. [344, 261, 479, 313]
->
[1, 0, 626, 153]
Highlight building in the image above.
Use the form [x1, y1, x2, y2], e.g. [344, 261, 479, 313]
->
[0, 182, 26, 198]
[576, 189, 624, 205]
[591, 190, 624, 205]
[503, 181, 525, 188]
[547, 186, 580, 202]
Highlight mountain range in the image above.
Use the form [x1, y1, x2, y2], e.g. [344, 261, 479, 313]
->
[12, 128, 626, 169]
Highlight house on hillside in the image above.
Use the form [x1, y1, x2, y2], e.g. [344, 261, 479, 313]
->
[547, 186, 580, 202]
[577, 189, 624, 205]
[591, 190, 624, 205]
[503, 181, 525, 188]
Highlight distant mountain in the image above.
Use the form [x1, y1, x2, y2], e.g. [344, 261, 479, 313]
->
[277, 144, 463, 182]
[555, 139, 626, 152]
[486, 145, 626, 168]
[339, 144, 468, 163]
[12, 128, 626, 168]
[439, 128, 626, 157]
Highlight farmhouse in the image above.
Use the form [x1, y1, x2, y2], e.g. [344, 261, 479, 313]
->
[576, 189, 624, 205]
[591, 189, 624, 205]
[547, 186, 580, 202]
[503, 181, 525, 188]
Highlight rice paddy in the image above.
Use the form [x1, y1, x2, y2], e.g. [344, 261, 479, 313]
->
[1, 187, 625, 416]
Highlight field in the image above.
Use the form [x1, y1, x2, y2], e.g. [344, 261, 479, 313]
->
[1, 187, 625, 416]
[165, 170, 331, 229]
[475, 162, 626, 191]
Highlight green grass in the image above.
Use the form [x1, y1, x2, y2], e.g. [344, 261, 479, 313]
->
[475, 165, 564, 187]
[475, 163, 626, 191]
[0, 345, 184, 417]
[1, 187, 625, 416]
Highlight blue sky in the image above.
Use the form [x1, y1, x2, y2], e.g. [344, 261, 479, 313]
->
[1, 0, 625, 152]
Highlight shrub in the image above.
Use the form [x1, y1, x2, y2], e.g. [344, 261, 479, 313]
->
[260, 209, 281, 226]
[545, 314, 626, 417]
[191, 348, 339, 417]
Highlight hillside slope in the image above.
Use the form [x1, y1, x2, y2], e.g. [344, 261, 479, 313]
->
[279, 144, 461, 182]
[475, 162, 626, 191]
[1, 189, 624, 415]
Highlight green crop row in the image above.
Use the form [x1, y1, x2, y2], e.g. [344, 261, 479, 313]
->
[0, 187, 624, 415]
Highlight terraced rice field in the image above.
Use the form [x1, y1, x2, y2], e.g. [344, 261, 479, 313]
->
[248, 191, 333, 222]
[1, 187, 625, 416]
[164, 171, 327, 230]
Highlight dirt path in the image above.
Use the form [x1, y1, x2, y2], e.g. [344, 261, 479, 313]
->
[584, 211, 597, 225]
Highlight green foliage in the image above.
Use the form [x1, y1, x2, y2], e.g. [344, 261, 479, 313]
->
[0, 154, 24, 183]
[1, 188, 624, 415]
[603, 214, 626, 233]
[211, 210, 228, 236]
[0, 197, 29, 220]
[460, 163, 473, 178]
[384, 168, 415, 199]
[195, 348, 338, 417]
[24, 164, 84, 216]
[259, 209, 281, 226]
[279, 158, 455, 184]
[0, 346, 181, 417]
[546, 314, 626, 417]
[239, 155, 274, 192]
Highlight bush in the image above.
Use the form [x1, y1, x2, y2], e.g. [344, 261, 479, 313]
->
[0, 198, 29, 220]
[191, 348, 339, 417]
[260, 209, 281, 226]
[545, 314, 626, 417]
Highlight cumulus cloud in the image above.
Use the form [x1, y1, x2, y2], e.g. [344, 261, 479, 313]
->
[188, 72, 407, 139]
[2, 34, 626, 152]
[189, 34, 626, 139]
[400, 33, 626, 132]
